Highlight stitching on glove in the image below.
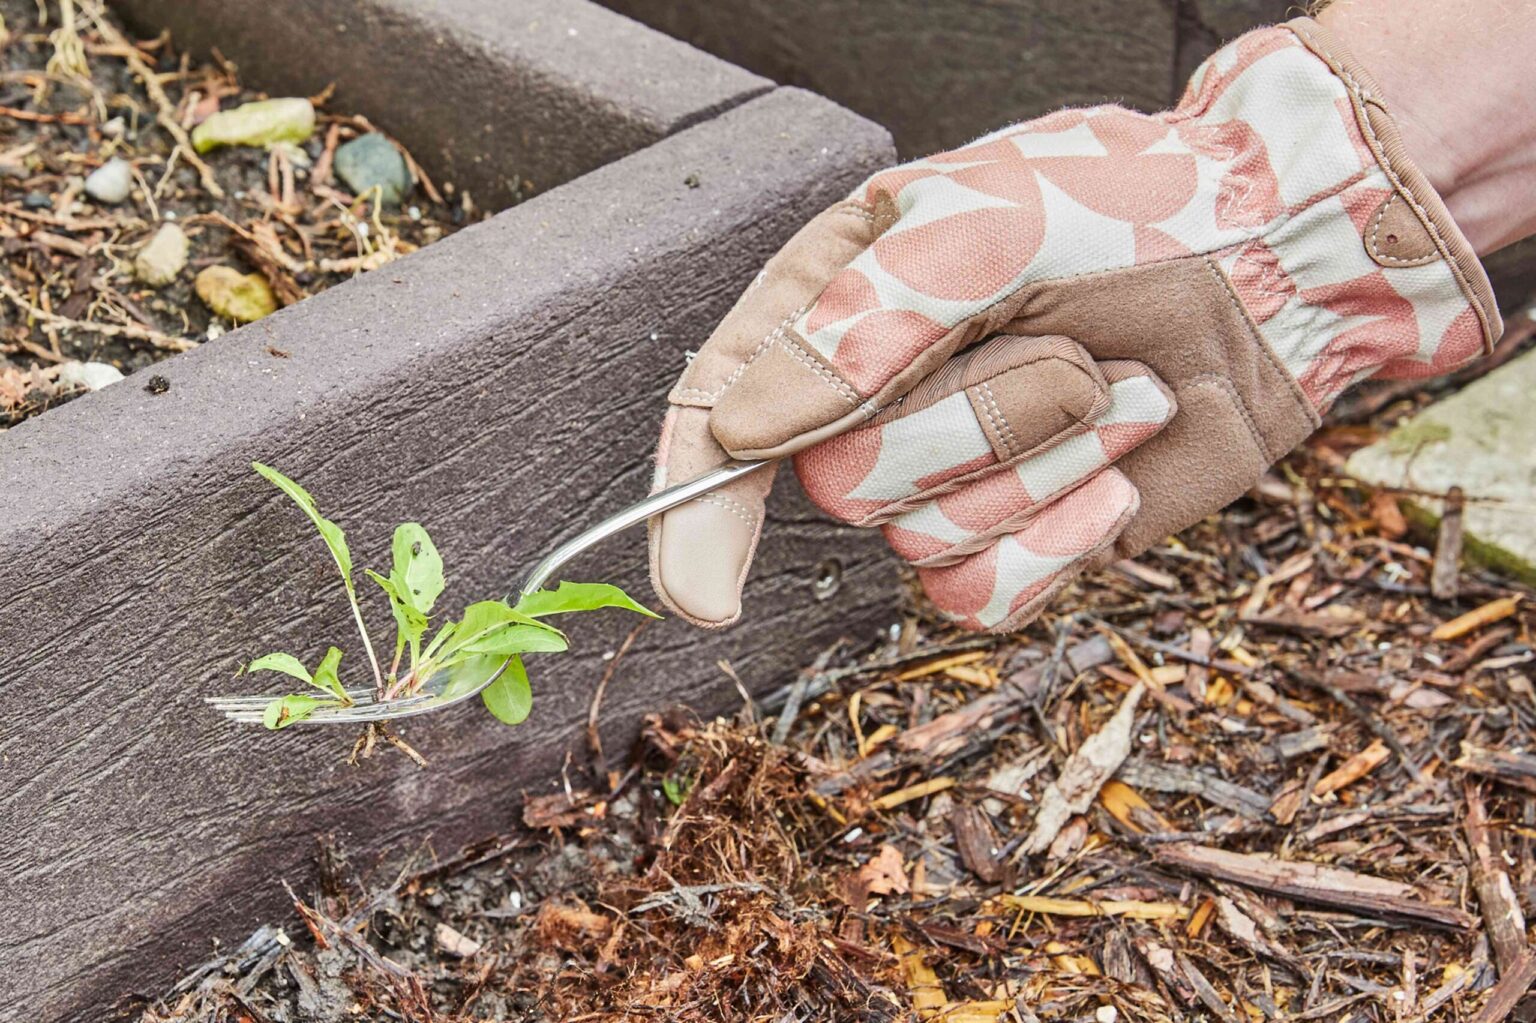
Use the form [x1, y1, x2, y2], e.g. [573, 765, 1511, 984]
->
[1202, 255, 1321, 437]
[1367, 193, 1437, 267]
[978, 382, 1017, 456]
[671, 306, 808, 403]
[1289, 21, 1492, 330]
[1183, 373, 1270, 462]
[692, 492, 758, 526]
[778, 329, 862, 406]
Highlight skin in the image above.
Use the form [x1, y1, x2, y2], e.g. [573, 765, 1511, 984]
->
[1318, 0, 1536, 254]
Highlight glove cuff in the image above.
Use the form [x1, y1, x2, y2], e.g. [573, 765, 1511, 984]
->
[1285, 16, 1502, 355]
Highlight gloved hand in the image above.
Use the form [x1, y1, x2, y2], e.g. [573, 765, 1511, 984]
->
[649, 17, 1501, 633]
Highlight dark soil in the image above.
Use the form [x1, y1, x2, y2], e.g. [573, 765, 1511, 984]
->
[128, 392, 1536, 1022]
[0, 0, 484, 427]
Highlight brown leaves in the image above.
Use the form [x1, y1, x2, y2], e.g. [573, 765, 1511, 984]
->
[841, 844, 908, 911]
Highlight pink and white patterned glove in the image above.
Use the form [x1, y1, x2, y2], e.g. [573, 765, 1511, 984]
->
[649, 17, 1501, 633]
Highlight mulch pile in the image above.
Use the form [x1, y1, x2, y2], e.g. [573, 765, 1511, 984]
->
[131, 334, 1536, 1022]
[1, 0, 478, 427]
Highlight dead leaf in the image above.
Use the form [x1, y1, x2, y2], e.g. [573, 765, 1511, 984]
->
[842, 843, 908, 910]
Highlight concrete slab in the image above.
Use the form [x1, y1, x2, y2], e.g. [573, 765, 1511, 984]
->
[1346, 333, 1536, 585]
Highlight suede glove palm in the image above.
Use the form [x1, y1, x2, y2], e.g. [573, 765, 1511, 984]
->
[650, 18, 1501, 633]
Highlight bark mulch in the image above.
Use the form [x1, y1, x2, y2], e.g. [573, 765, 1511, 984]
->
[127, 349, 1536, 1022]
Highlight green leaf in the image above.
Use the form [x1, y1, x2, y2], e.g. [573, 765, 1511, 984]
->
[367, 569, 429, 665]
[391, 523, 444, 615]
[462, 623, 568, 657]
[310, 646, 348, 701]
[247, 652, 312, 685]
[262, 693, 333, 729]
[662, 774, 692, 806]
[515, 581, 660, 619]
[447, 600, 565, 655]
[481, 655, 532, 725]
[436, 652, 506, 702]
[253, 463, 353, 585]
[422, 620, 458, 661]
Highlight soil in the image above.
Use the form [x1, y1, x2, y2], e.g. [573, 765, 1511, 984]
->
[0, 0, 484, 428]
[127, 352, 1536, 1022]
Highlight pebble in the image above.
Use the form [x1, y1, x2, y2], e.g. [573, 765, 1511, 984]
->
[57, 361, 125, 392]
[192, 97, 316, 154]
[84, 157, 133, 204]
[133, 223, 189, 287]
[101, 116, 126, 138]
[333, 133, 412, 205]
[22, 190, 51, 209]
[195, 266, 278, 323]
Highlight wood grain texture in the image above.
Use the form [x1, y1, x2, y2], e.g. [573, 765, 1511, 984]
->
[0, 89, 898, 1021]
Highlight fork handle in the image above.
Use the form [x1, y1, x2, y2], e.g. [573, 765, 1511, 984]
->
[518, 460, 771, 596]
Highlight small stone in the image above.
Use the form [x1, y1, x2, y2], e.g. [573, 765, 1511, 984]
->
[195, 266, 278, 323]
[22, 191, 51, 209]
[84, 157, 133, 204]
[144, 374, 171, 395]
[191, 98, 315, 154]
[101, 116, 126, 138]
[133, 223, 189, 287]
[333, 133, 412, 205]
[1096, 1008, 1118, 1023]
[56, 361, 124, 392]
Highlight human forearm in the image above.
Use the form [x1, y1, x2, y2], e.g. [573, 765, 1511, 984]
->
[1318, 0, 1536, 254]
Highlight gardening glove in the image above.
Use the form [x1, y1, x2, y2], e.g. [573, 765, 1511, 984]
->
[649, 17, 1501, 633]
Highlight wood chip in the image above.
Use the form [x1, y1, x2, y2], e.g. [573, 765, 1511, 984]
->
[1025, 683, 1143, 854]
[1000, 895, 1187, 921]
[434, 922, 482, 958]
[1154, 844, 1475, 929]
[1430, 486, 1465, 600]
[1312, 739, 1390, 798]
[1432, 596, 1523, 641]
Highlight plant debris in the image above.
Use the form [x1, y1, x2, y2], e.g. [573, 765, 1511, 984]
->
[1, 0, 484, 428]
[133, 362, 1536, 1020]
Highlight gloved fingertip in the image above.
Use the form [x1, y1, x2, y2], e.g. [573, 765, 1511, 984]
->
[651, 496, 760, 628]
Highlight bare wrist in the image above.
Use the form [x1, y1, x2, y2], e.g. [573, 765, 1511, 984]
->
[1317, 0, 1536, 254]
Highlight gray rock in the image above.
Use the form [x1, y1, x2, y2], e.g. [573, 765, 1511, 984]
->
[333, 133, 412, 205]
[57, 361, 125, 392]
[84, 157, 133, 204]
[1346, 334, 1536, 584]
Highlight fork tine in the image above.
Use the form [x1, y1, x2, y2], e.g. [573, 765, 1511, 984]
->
[205, 686, 377, 710]
[215, 693, 438, 725]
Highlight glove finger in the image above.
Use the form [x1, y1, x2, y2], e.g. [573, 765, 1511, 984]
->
[917, 468, 1140, 633]
[648, 407, 779, 628]
[881, 359, 1175, 566]
[793, 334, 1148, 527]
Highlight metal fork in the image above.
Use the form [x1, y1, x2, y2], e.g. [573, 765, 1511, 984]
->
[206, 459, 770, 725]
